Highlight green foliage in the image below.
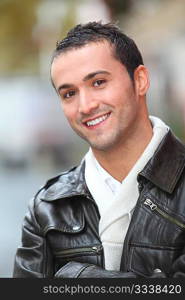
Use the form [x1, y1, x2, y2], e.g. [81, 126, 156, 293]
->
[0, 0, 40, 74]
[0, 0, 78, 74]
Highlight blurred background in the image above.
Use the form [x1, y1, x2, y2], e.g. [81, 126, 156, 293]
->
[1, 0, 185, 277]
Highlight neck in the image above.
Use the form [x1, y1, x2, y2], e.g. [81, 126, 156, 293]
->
[92, 116, 153, 182]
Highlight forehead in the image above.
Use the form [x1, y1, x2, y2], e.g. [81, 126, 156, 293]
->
[51, 41, 115, 73]
[51, 41, 125, 87]
[53, 40, 114, 65]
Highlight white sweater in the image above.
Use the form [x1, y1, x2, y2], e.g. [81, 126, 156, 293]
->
[85, 116, 169, 270]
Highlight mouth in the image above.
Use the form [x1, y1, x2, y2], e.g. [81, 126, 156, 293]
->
[83, 112, 111, 128]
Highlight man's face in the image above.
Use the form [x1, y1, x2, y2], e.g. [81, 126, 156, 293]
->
[51, 41, 143, 152]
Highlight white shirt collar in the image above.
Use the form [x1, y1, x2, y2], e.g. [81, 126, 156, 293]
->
[93, 152, 121, 195]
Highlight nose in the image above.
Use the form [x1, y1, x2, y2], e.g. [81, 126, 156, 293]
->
[78, 90, 99, 115]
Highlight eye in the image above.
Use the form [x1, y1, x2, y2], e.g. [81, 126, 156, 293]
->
[63, 90, 76, 99]
[93, 79, 106, 87]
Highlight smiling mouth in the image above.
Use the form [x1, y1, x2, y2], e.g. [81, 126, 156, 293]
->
[84, 112, 111, 127]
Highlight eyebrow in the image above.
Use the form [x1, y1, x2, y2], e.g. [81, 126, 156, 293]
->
[83, 70, 110, 81]
[57, 70, 110, 93]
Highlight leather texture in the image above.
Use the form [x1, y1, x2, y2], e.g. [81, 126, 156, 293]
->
[13, 130, 185, 278]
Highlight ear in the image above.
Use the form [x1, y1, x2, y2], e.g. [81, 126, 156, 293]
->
[133, 65, 150, 96]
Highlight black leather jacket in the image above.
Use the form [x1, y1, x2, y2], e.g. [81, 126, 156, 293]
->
[13, 131, 185, 278]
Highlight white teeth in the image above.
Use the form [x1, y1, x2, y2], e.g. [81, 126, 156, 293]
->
[86, 113, 109, 127]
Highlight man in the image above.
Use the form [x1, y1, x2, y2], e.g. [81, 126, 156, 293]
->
[13, 22, 185, 278]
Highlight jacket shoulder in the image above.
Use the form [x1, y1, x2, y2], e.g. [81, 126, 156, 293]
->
[140, 130, 185, 193]
[33, 165, 79, 205]
[30, 163, 86, 234]
[43, 165, 78, 190]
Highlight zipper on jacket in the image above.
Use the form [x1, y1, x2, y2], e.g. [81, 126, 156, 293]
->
[144, 198, 185, 229]
[55, 245, 103, 257]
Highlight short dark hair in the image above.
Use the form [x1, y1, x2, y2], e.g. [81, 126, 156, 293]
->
[51, 21, 144, 80]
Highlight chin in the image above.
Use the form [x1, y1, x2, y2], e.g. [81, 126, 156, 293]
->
[77, 130, 120, 151]
[88, 138, 117, 152]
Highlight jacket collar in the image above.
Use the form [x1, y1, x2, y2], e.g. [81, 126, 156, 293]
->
[139, 130, 185, 193]
[41, 130, 185, 201]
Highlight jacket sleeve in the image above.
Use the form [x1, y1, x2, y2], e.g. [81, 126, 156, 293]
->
[54, 261, 137, 278]
[171, 244, 185, 277]
[54, 262, 166, 278]
[13, 197, 53, 278]
[54, 251, 185, 278]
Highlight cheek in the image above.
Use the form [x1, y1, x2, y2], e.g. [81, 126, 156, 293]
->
[62, 105, 78, 124]
[105, 82, 131, 103]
